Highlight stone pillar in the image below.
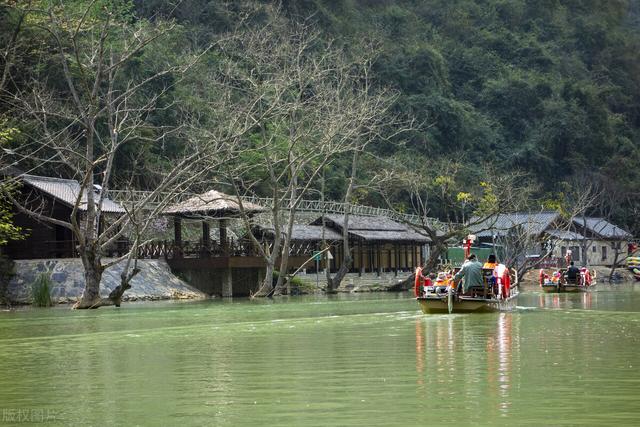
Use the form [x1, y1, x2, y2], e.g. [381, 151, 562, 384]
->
[221, 268, 233, 297]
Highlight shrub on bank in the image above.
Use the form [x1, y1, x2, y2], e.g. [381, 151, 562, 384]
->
[272, 270, 316, 295]
[31, 273, 53, 307]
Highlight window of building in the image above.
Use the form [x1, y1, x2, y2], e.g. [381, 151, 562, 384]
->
[592, 246, 597, 252]
[602, 246, 607, 261]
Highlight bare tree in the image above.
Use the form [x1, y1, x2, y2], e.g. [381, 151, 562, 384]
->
[1, 2, 229, 308]
[378, 163, 534, 275]
[198, 10, 398, 297]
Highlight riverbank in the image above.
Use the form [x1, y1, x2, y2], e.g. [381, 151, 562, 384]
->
[4, 259, 207, 305]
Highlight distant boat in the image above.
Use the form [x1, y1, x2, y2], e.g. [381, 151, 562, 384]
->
[414, 266, 518, 314]
[538, 268, 596, 292]
[626, 257, 640, 281]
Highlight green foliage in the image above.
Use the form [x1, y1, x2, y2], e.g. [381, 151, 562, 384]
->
[0, 195, 23, 246]
[0, 255, 15, 306]
[0, 123, 24, 246]
[31, 273, 53, 307]
[271, 270, 311, 294]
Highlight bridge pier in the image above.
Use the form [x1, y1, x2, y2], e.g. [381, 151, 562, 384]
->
[221, 268, 233, 297]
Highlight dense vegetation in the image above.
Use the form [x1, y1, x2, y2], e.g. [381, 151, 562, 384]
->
[1, 0, 639, 234]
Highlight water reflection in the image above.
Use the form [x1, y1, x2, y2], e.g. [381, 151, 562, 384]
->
[416, 313, 519, 417]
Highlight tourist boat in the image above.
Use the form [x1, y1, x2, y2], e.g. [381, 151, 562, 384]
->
[414, 266, 518, 314]
[538, 268, 596, 292]
[539, 270, 562, 293]
[626, 257, 640, 281]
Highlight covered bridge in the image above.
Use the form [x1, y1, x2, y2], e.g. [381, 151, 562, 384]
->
[305, 214, 431, 275]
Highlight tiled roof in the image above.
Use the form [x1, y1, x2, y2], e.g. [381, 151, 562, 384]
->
[163, 190, 265, 216]
[22, 175, 125, 213]
[470, 212, 560, 237]
[311, 214, 431, 243]
[545, 229, 586, 240]
[572, 217, 632, 239]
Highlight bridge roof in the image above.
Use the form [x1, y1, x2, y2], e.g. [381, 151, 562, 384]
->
[260, 225, 343, 242]
[163, 190, 265, 217]
[312, 215, 430, 243]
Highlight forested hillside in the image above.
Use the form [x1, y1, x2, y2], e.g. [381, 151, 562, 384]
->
[1, 0, 639, 233]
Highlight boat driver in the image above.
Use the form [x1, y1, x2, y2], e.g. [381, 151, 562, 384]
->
[453, 254, 484, 293]
[566, 261, 580, 284]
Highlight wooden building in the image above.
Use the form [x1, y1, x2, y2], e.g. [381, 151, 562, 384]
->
[570, 217, 632, 266]
[5, 174, 125, 259]
[296, 214, 431, 275]
[471, 211, 633, 267]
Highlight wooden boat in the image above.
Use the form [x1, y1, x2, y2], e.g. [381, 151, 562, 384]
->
[415, 266, 518, 314]
[539, 270, 562, 293]
[626, 257, 640, 281]
[539, 268, 596, 293]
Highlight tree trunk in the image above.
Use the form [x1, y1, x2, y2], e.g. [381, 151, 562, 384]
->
[395, 240, 448, 290]
[327, 256, 352, 293]
[74, 252, 103, 309]
[425, 240, 447, 272]
[608, 245, 622, 282]
[253, 260, 275, 297]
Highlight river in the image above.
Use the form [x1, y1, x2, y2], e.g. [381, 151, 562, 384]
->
[1, 284, 639, 426]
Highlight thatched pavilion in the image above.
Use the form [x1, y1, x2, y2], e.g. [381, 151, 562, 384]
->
[163, 190, 264, 258]
[161, 190, 265, 297]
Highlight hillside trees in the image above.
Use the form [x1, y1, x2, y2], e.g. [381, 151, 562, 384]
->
[276, 0, 640, 234]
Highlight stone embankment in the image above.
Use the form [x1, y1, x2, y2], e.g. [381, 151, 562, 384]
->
[295, 271, 414, 293]
[6, 259, 207, 305]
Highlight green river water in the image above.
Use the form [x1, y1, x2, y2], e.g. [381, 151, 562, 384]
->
[1, 285, 640, 426]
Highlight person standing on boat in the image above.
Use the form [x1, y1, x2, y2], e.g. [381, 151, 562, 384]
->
[564, 249, 572, 267]
[566, 261, 580, 283]
[454, 254, 484, 293]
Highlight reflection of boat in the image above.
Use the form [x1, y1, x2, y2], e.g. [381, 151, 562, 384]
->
[538, 268, 596, 293]
[415, 266, 518, 314]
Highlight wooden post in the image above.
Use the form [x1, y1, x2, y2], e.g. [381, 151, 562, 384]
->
[219, 218, 228, 255]
[411, 244, 416, 269]
[376, 244, 381, 277]
[174, 217, 182, 258]
[202, 220, 211, 257]
[394, 244, 398, 277]
[359, 241, 364, 276]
